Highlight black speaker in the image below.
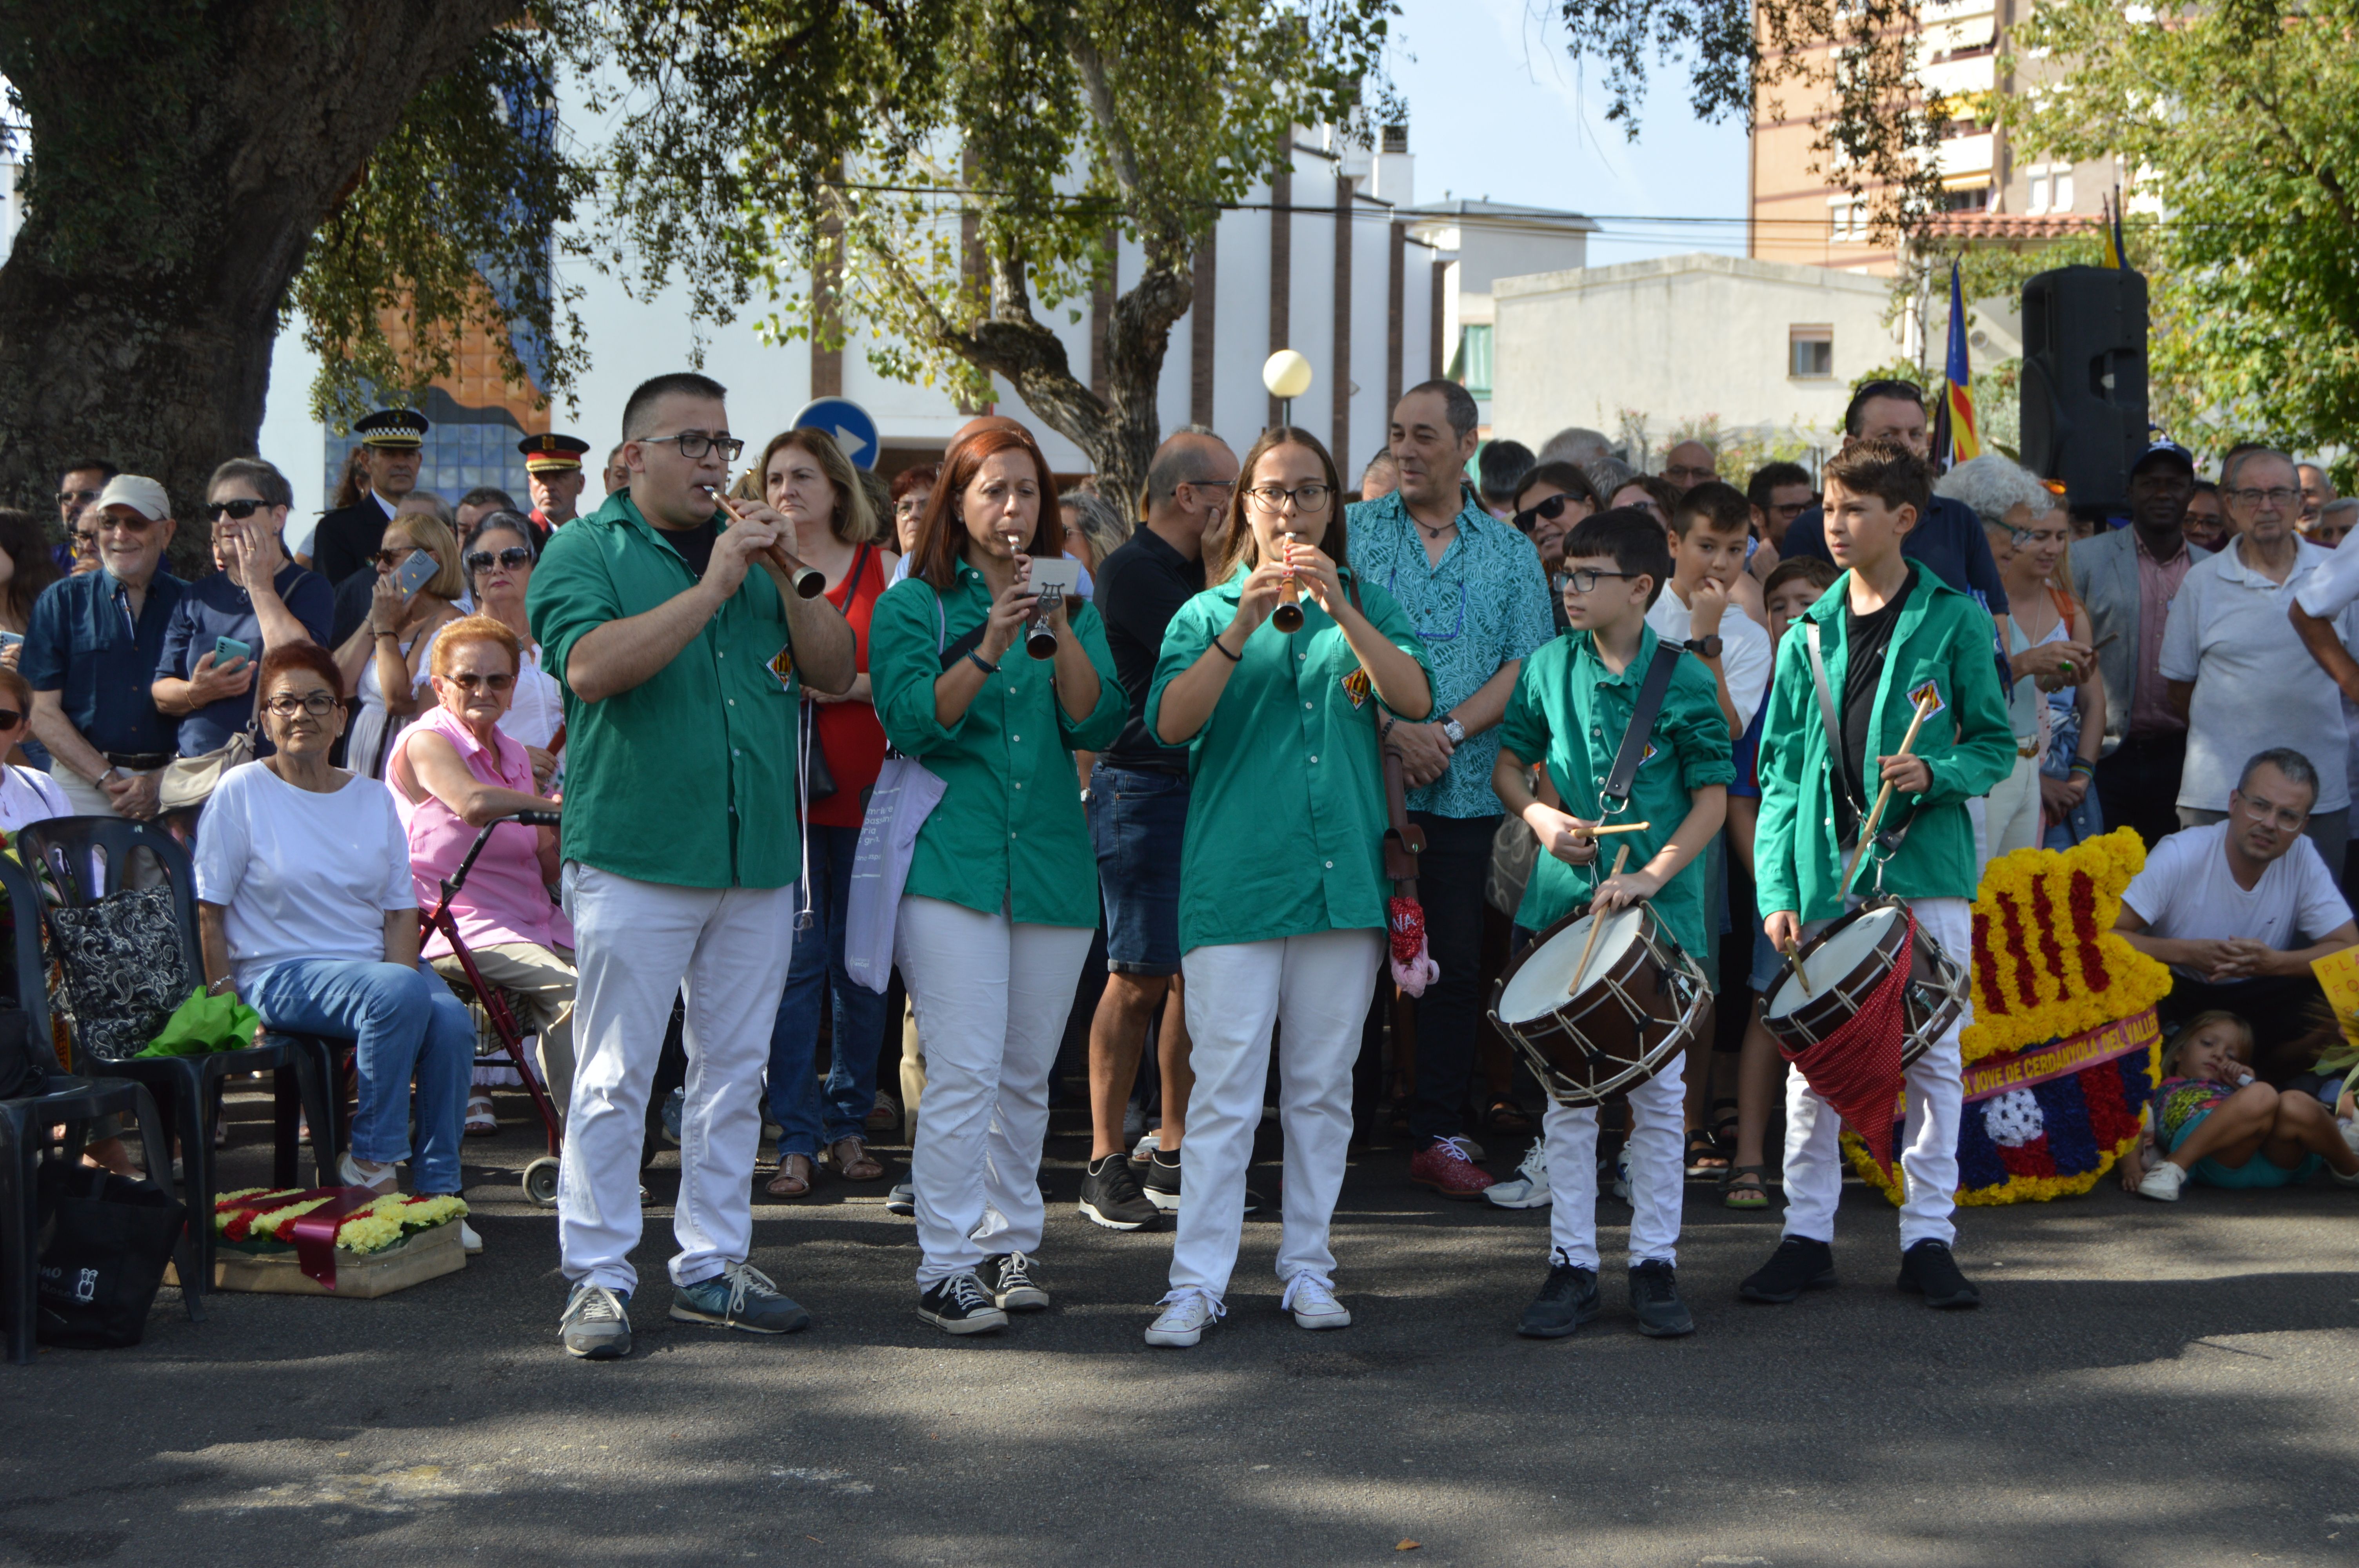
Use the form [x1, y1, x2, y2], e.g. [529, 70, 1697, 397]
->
[2019, 266, 2148, 512]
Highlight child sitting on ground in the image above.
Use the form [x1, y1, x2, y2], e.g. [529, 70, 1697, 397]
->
[2125, 1011, 2359, 1200]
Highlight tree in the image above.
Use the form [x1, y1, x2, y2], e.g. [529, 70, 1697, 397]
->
[2000, 0, 2359, 454]
[596, 0, 1396, 512]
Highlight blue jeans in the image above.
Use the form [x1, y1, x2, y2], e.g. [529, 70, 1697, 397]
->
[250, 957, 476, 1195]
[766, 823, 888, 1155]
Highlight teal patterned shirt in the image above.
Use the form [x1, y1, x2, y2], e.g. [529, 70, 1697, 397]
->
[1345, 487, 1556, 818]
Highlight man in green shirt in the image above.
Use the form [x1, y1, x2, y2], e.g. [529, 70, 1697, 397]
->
[529, 371, 854, 1361]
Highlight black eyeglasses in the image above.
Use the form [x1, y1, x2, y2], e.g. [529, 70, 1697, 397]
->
[442, 671, 516, 692]
[265, 693, 338, 717]
[1851, 377, 1925, 408]
[1246, 483, 1332, 512]
[465, 547, 533, 572]
[644, 431, 745, 462]
[1513, 494, 1588, 531]
[70, 531, 99, 555]
[205, 498, 271, 521]
[1564, 568, 1641, 594]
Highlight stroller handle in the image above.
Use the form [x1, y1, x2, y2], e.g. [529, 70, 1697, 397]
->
[509, 809, 562, 828]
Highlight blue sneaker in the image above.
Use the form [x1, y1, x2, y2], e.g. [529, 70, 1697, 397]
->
[669, 1261, 812, 1334]
[661, 1087, 685, 1146]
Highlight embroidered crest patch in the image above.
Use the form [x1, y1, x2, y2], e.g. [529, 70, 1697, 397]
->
[1907, 678, 1945, 717]
[1341, 667, 1371, 709]
[770, 644, 796, 690]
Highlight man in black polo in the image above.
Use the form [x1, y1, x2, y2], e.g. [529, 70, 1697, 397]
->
[1079, 426, 1237, 1230]
[307, 407, 429, 585]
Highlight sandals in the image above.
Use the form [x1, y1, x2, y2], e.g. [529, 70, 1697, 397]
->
[1480, 1097, 1534, 1135]
[1722, 1164, 1771, 1211]
[465, 1095, 498, 1137]
[765, 1153, 815, 1198]
[828, 1136, 885, 1182]
[1684, 1126, 1730, 1176]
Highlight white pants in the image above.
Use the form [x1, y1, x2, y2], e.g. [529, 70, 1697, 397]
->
[1545, 1050, 1686, 1271]
[556, 866, 796, 1293]
[1965, 794, 1990, 883]
[1986, 752, 2043, 859]
[1170, 929, 1381, 1302]
[896, 896, 1094, 1287]
[1780, 895, 1970, 1251]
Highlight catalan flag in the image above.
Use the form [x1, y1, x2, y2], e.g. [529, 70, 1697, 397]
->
[1938, 261, 1980, 466]
[2099, 187, 2128, 269]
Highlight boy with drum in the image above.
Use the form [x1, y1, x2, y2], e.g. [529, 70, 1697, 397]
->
[1491, 507, 1733, 1339]
[1745, 440, 2014, 1310]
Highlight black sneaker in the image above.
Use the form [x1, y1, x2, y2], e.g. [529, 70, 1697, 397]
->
[1628, 1259, 1696, 1337]
[917, 1272, 1009, 1336]
[1080, 1154, 1160, 1231]
[982, 1251, 1050, 1311]
[1143, 1147, 1184, 1212]
[1897, 1239, 1981, 1309]
[1516, 1261, 1601, 1338]
[1739, 1236, 1836, 1303]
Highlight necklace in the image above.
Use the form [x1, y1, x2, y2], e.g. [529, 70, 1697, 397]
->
[1417, 515, 1456, 542]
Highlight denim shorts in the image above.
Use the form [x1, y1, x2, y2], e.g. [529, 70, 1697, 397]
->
[1747, 925, 1783, 995]
[1089, 762, 1189, 976]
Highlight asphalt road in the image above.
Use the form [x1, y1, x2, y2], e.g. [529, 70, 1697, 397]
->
[5, 1090, 2359, 1568]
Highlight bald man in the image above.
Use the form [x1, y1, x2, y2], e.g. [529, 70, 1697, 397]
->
[1663, 441, 1719, 497]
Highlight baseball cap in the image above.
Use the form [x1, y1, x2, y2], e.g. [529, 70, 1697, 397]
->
[93, 475, 171, 521]
[2132, 438, 2196, 476]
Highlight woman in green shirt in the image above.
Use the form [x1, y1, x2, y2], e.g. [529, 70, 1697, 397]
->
[869, 423, 1127, 1337]
[1139, 427, 1432, 1349]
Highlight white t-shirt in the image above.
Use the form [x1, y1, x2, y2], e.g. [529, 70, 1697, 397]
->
[2292, 541, 2359, 806]
[0, 764, 69, 834]
[2159, 536, 2359, 812]
[192, 760, 416, 990]
[1645, 586, 1772, 729]
[2121, 820, 2353, 976]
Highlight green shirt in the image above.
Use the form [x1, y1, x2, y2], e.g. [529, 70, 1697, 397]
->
[526, 489, 801, 890]
[869, 564, 1127, 927]
[1497, 626, 1735, 962]
[1756, 563, 2015, 921]
[1145, 569, 1430, 952]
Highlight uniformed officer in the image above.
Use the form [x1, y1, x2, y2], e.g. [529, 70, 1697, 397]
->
[308, 408, 430, 587]
[519, 432, 594, 538]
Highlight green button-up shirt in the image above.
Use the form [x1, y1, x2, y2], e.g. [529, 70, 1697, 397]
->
[1498, 626, 1735, 962]
[869, 564, 1127, 927]
[526, 490, 803, 890]
[1756, 563, 2015, 922]
[1345, 488, 1556, 819]
[1146, 569, 1430, 953]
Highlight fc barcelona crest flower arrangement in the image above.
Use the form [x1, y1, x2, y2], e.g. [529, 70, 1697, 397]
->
[1842, 829, 2172, 1204]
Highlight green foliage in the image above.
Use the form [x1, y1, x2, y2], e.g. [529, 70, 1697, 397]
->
[2003, 0, 2359, 455]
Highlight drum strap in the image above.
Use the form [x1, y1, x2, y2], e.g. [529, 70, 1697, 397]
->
[1597, 642, 1686, 810]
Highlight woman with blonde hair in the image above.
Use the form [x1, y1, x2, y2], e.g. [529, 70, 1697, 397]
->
[333, 508, 465, 777]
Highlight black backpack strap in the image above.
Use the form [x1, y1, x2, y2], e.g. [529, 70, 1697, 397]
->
[1598, 641, 1686, 809]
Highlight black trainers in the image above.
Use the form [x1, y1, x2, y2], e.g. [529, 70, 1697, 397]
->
[917, 1271, 1009, 1336]
[1897, 1239, 1981, 1309]
[1516, 1261, 1601, 1338]
[1143, 1147, 1184, 1211]
[1080, 1154, 1160, 1230]
[982, 1251, 1050, 1311]
[1739, 1236, 1837, 1303]
[1628, 1259, 1696, 1337]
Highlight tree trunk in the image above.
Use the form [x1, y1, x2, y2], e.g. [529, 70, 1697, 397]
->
[0, 1, 517, 571]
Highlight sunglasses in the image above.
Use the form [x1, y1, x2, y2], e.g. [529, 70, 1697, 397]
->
[70, 531, 99, 554]
[371, 546, 423, 568]
[0, 709, 23, 729]
[465, 547, 533, 572]
[205, 498, 272, 521]
[442, 671, 515, 691]
[1513, 494, 1587, 531]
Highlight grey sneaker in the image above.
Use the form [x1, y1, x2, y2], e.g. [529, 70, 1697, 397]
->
[885, 1181, 916, 1216]
[669, 1260, 812, 1334]
[560, 1283, 633, 1360]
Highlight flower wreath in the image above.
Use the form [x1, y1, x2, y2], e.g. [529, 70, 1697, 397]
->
[1841, 829, 2173, 1205]
[214, 1187, 469, 1256]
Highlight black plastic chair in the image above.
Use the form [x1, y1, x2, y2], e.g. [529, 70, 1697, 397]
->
[13, 818, 339, 1298]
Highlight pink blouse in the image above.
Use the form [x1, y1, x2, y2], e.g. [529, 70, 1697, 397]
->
[389, 703, 573, 960]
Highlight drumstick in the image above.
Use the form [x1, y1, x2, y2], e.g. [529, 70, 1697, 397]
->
[1576, 820, 1652, 837]
[1780, 938, 1812, 996]
[1838, 689, 1941, 898]
[1569, 843, 1632, 997]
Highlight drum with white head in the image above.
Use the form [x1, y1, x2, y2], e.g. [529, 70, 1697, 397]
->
[1488, 902, 1713, 1105]
[1761, 898, 1966, 1069]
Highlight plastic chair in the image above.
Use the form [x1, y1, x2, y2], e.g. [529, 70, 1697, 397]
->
[12, 819, 338, 1299]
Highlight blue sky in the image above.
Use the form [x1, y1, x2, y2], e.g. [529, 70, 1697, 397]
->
[1387, 0, 1752, 263]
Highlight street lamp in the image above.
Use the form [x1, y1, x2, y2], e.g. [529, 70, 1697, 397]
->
[1263, 348, 1313, 428]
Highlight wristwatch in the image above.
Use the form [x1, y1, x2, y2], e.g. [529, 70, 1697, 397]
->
[1441, 716, 1467, 745]
[1685, 635, 1724, 659]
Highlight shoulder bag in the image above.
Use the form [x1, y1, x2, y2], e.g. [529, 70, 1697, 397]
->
[842, 581, 954, 994]
[158, 676, 261, 813]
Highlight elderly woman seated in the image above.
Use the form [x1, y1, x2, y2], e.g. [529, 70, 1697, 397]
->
[191, 643, 479, 1248]
[387, 614, 574, 1129]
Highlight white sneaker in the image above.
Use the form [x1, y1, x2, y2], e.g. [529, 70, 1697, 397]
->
[1485, 1140, 1552, 1209]
[1609, 1146, 1633, 1204]
[1144, 1288, 1223, 1348]
[1129, 1129, 1160, 1169]
[339, 1153, 398, 1194]
[2340, 1117, 2359, 1162]
[460, 1220, 483, 1255]
[2137, 1161, 2186, 1201]
[1281, 1274, 1351, 1331]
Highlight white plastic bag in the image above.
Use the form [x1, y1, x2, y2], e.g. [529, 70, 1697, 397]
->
[844, 754, 946, 993]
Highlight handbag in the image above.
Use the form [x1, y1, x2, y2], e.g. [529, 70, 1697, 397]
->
[158, 670, 262, 812]
[35, 1161, 187, 1348]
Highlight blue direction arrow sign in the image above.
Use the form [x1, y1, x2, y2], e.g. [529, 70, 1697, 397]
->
[792, 396, 881, 471]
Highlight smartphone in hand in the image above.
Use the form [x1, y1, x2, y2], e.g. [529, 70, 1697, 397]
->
[213, 635, 253, 670]
[394, 549, 438, 597]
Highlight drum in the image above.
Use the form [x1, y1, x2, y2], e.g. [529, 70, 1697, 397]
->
[1488, 902, 1714, 1106]
[1761, 898, 1966, 1069]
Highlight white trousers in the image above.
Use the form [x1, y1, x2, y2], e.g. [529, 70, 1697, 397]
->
[1545, 1050, 1686, 1271]
[896, 896, 1094, 1287]
[1986, 752, 2043, 859]
[1170, 929, 1381, 1302]
[556, 866, 795, 1293]
[1780, 895, 1970, 1251]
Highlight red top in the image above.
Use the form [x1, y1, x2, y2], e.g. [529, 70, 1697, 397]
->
[807, 543, 890, 828]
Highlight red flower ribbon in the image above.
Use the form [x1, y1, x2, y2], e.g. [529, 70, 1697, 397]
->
[281, 1186, 397, 1290]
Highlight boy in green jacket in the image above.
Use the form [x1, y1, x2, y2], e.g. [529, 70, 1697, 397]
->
[1743, 440, 2014, 1312]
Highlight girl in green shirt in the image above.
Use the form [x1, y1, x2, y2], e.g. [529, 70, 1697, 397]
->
[1140, 427, 1432, 1349]
[869, 424, 1127, 1337]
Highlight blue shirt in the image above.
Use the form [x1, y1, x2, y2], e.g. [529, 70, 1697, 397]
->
[23, 568, 185, 759]
[1779, 494, 2011, 616]
[155, 562, 336, 757]
[1345, 488, 1556, 818]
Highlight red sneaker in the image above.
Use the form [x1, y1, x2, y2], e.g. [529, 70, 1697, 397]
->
[1409, 1136, 1496, 1199]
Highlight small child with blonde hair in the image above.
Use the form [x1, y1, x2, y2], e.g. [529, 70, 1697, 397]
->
[2125, 1011, 2359, 1200]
